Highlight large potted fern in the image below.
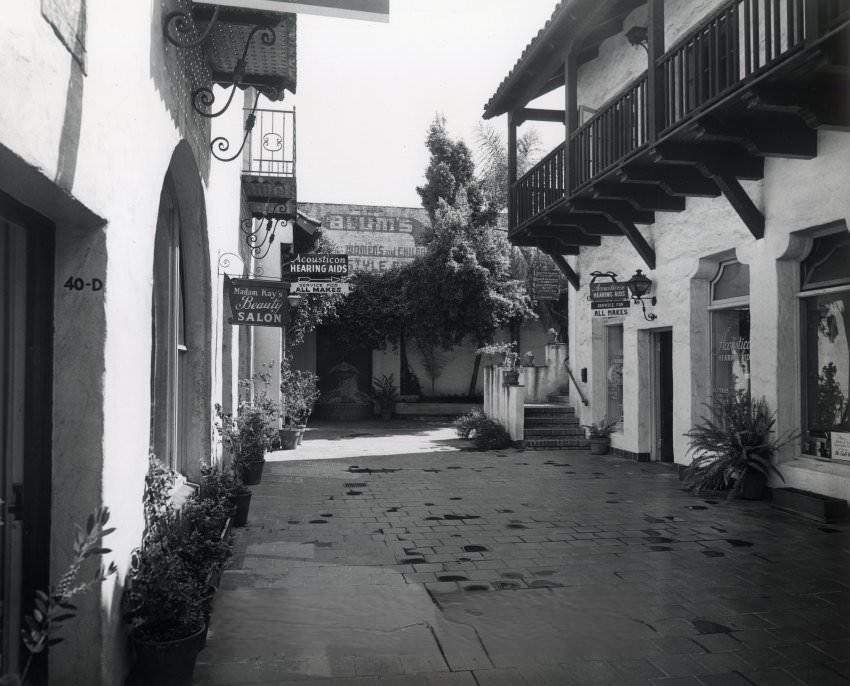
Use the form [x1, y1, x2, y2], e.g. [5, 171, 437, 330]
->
[683, 391, 799, 499]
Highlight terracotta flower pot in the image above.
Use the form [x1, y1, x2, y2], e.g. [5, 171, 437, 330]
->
[130, 623, 207, 686]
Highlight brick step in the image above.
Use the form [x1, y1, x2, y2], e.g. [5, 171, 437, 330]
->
[524, 416, 580, 427]
[524, 404, 575, 416]
[523, 438, 590, 449]
[559, 385, 570, 394]
[547, 394, 571, 404]
[525, 427, 586, 437]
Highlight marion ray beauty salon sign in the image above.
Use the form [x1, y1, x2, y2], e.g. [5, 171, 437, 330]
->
[193, 0, 389, 21]
[225, 277, 288, 327]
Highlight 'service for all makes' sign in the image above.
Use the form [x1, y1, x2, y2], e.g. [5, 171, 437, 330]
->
[282, 254, 349, 279]
[225, 277, 287, 327]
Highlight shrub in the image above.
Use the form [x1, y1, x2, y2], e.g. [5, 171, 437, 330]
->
[454, 409, 512, 450]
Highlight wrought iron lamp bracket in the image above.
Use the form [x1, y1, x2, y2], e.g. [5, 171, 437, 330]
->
[217, 251, 265, 277]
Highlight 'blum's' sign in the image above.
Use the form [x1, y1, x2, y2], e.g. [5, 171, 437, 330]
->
[225, 277, 287, 327]
[193, 0, 389, 22]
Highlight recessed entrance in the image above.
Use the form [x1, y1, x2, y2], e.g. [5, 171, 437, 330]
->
[0, 191, 53, 678]
[652, 330, 674, 463]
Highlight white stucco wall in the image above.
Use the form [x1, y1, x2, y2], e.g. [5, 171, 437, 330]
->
[1, 3, 245, 683]
[568, 134, 850, 497]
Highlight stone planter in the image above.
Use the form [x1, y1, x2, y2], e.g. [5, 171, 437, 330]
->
[739, 469, 768, 500]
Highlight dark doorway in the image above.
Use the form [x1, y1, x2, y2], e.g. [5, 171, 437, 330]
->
[0, 190, 54, 679]
[314, 326, 373, 420]
[655, 330, 674, 463]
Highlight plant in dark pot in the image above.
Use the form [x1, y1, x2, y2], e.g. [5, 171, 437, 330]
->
[215, 372, 279, 485]
[371, 373, 400, 420]
[280, 354, 320, 448]
[582, 418, 618, 455]
[201, 462, 252, 529]
[125, 457, 206, 686]
[683, 390, 798, 499]
[179, 490, 234, 601]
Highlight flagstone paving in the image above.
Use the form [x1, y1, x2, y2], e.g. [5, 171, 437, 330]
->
[195, 420, 850, 685]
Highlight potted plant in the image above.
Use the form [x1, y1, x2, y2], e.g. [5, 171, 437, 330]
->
[683, 391, 798, 499]
[523, 351, 535, 367]
[280, 355, 321, 447]
[201, 462, 252, 528]
[371, 373, 400, 420]
[125, 457, 207, 685]
[477, 342, 520, 385]
[582, 417, 618, 455]
[215, 391, 278, 486]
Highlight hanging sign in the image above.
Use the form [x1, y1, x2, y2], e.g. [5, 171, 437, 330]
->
[532, 268, 560, 301]
[832, 432, 850, 460]
[282, 253, 349, 280]
[589, 280, 630, 317]
[290, 281, 351, 295]
[193, 0, 390, 22]
[225, 277, 288, 327]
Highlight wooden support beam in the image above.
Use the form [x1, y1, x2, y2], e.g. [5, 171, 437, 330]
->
[743, 84, 850, 131]
[508, 112, 517, 231]
[652, 143, 765, 180]
[618, 165, 721, 197]
[549, 212, 622, 235]
[535, 238, 580, 256]
[530, 227, 602, 246]
[564, 50, 578, 193]
[592, 183, 686, 212]
[713, 175, 765, 239]
[618, 221, 656, 270]
[515, 108, 566, 125]
[570, 197, 656, 225]
[546, 252, 580, 290]
[694, 115, 818, 159]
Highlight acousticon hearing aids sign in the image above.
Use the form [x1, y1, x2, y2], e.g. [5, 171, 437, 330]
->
[225, 277, 287, 327]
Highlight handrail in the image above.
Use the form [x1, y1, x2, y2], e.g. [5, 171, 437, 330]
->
[563, 360, 589, 407]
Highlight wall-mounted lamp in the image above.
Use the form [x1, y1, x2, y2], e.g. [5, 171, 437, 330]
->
[625, 25, 649, 52]
[626, 269, 657, 321]
[287, 292, 302, 308]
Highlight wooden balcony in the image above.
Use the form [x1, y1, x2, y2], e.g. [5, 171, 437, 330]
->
[510, 0, 850, 277]
[241, 107, 297, 220]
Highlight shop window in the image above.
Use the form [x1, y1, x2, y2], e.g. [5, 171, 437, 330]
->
[800, 230, 850, 459]
[709, 260, 750, 398]
[606, 324, 624, 425]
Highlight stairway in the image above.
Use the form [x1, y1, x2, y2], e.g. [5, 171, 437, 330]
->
[523, 386, 589, 450]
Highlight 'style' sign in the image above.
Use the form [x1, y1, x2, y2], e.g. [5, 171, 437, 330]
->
[532, 268, 560, 301]
[282, 254, 349, 280]
[225, 277, 287, 327]
[589, 280, 630, 317]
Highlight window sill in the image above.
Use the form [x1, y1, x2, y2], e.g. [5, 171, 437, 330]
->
[783, 456, 850, 476]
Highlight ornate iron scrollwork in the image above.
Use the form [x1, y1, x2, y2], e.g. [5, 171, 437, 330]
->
[190, 25, 276, 119]
[163, 6, 221, 49]
[210, 91, 261, 162]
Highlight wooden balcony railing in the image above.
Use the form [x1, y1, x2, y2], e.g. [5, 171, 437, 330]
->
[570, 74, 648, 191]
[511, 142, 566, 229]
[509, 0, 850, 231]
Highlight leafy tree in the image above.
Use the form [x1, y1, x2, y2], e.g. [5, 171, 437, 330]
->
[416, 115, 497, 230]
[323, 268, 408, 354]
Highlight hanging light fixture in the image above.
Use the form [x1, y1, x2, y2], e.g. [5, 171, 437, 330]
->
[626, 269, 657, 321]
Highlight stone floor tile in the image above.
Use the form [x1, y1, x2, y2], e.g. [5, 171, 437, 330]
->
[423, 672, 477, 686]
[471, 668, 530, 685]
[786, 662, 850, 685]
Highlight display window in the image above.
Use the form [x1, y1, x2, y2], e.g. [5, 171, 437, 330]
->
[800, 230, 850, 460]
[709, 260, 750, 399]
[606, 323, 624, 426]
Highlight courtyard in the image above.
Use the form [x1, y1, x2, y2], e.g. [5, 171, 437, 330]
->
[196, 421, 850, 686]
